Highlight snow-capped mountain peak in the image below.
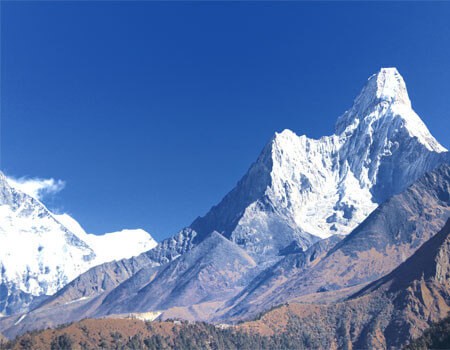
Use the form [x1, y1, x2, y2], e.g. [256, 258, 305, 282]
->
[339, 67, 411, 127]
[55, 213, 157, 263]
[336, 67, 446, 153]
[188, 68, 449, 260]
[0, 172, 157, 315]
[363, 67, 410, 107]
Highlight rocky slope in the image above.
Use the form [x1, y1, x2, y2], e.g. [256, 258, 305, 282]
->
[405, 315, 450, 350]
[96, 232, 257, 316]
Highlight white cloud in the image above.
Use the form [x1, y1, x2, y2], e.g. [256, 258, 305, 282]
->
[7, 176, 66, 200]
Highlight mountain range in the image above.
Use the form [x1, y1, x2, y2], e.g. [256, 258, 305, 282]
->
[0, 67, 449, 348]
[5, 218, 450, 349]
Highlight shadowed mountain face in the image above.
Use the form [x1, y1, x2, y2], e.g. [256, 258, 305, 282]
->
[405, 315, 450, 350]
[95, 232, 257, 316]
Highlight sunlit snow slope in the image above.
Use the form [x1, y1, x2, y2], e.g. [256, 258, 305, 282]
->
[0, 173, 157, 315]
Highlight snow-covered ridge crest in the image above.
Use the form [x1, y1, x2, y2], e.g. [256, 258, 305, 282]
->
[54, 213, 157, 263]
[257, 128, 375, 240]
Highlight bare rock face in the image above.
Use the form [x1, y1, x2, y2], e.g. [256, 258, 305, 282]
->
[349, 220, 450, 348]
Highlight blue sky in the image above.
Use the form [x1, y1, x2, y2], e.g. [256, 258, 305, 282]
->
[1, 2, 450, 241]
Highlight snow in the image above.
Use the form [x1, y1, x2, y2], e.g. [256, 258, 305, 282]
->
[233, 129, 378, 241]
[14, 314, 26, 325]
[373, 67, 411, 106]
[336, 67, 446, 153]
[64, 296, 90, 305]
[55, 214, 157, 263]
[224, 68, 448, 257]
[0, 174, 157, 299]
[0, 179, 95, 296]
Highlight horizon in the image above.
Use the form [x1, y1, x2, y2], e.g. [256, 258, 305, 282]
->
[2, 2, 450, 241]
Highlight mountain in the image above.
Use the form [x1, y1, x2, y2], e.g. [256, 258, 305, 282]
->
[182, 68, 448, 262]
[121, 67, 447, 266]
[0, 232, 257, 337]
[223, 164, 450, 321]
[350, 219, 450, 348]
[0, 173, 157, 316]
[0, 228, 198, 334]
[96, 232, 257, 317]
[54, 213, 157, 265]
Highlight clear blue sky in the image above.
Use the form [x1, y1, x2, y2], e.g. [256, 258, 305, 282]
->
[1, 2, 449, 241]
